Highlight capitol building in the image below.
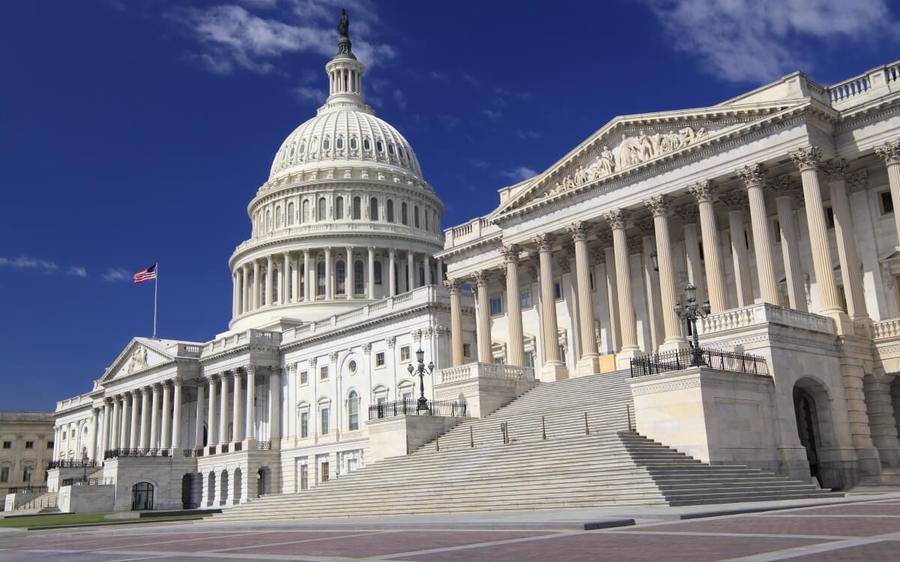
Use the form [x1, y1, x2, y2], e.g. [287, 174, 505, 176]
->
[26, 14, 900, 516]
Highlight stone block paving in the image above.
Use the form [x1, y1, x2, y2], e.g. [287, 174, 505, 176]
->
[3, 499, 900, 561]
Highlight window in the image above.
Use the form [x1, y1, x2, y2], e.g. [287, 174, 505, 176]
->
[336, 137, 343, 150]
[2, 441, 10, 449]
[0, 467, 8, 483]
[335, 196, 344, 219]
[22, 465, 33, 483]
[299, 141, 306, 155]
[825, 206, 835, 229]
[317, 261, 326, 297]
[299, 370, 308, 385]
[354, 261, 364, 294]
[387, 200, 395, 222]
[554, 281, 562, 300]
[401, 202, 408, 225]
[350, 137, 357, 150]
[414, 205, 420, 228]
[46, 441, 54, 449]
[374, 261, 383, 285]
[336, 260, 346, 295]
[463, 343, 472, 358]
[348, 391, 359, 431]
[287, 202, 295, 225]
[489, 295, 503, 316]
[320, 366, 329, 380]
[348, 360, 357, 374]
[25, 441, 33, 449]
[300, 412, 309, 438]
[401, 390, 413, 404]
[375, 352, 385, 367]
[322, 137, 330, 151]
[881, 191, 894, 215]
[520, 287, 533, 308]
[320, 407, 330, 435]
[376, 140, 384, 153]
[424, 210, 429, 231]
[352, 196, 362, 220]
[773, 219, 782, 243]
[400, 346, 410, 362]
[370, 197, 379, 220]
[318, 197, 327, 221]
[388, 143, 395, 156]
[302, 199, 310, 223]
[363, 137, 371, 151]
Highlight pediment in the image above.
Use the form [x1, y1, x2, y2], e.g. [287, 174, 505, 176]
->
[100, 338, 175, 383]
[493, 101, 807, 218]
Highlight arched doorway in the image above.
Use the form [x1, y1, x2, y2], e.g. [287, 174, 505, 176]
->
[182, 473, 200, 509]
[257, 467, 270, 497]
[131, 481, 154, 511]
[220, 469, 229, 506]
[793, 386, 821, 486]
[233, 468, 243, 505]
[206, 472, 216, 507]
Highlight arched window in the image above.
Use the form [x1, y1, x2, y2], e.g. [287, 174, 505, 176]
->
[424, 208, 429, 231]
[299, 141, 306, 156]
[318, 197, 327, 221]
[370, 197, 378, 221]
[336, 260, 346, 295]
[335, 196, 344, 220]
[354, 260, 364, 294]
[336, 137, 344, 150]
[302, 200, 310, 223]
[348, 391, 359, 431]
[275, 206, 282, 228]
[352, 196, 362, 220]
[374, 261, 383, 285]
[350, 137, 358, 150]
[272, 269, 279, 302]
[261, 272, 267, 303]
[287, 202, 295, 225]
[265, 209, 272, 232]
[401, 202, 408, 225]
[363, 137, 371, 151]
[414, 205, 420, 228]
[299, 263, 305, 298]
[317, 261, 326, 298]
[322, 137, 330, 151]
[386, 200, 395, 222]
[376, 140, 384, 153]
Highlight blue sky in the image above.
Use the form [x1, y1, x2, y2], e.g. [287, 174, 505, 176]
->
[1, 0, 897, 410]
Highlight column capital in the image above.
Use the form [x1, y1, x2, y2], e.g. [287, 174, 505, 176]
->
[362, 342, 372, 353]
[789, 145, 823, 172]
[687, 179, 715, 203]
[644, 194, 670, 217]
[596, 230, 614, 247]
[266, 254, 273, 264]
[567, 221, 589, 242]
[602, 208, 627, 230]
[739, 163, 768, 188]
[876, 139, 900, 166]
[443, 278, 463, 293]
[472, 270, 490, 287]
[719, 190, 747, 211]
[500, 243, 519, 264]
[386, 336, 397, 348]
[768, 173, 799, 195]
[822, 157, 850, 180]
[533, 233, 553, 252]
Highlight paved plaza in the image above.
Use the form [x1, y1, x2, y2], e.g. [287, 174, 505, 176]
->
[3, 495, 900, 561]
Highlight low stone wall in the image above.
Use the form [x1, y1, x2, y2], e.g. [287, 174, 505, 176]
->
[435, 363, 536, 418]
[4, 490, 41, 511]
[367, 415, 462, 463]
[57, 484, 115, 513]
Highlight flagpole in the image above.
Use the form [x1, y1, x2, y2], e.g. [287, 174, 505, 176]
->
[153, 263, 159, 339]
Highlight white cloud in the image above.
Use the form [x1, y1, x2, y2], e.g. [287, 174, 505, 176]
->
[517, 129, 541, 141]
[501, 167, 538, 182]
[393, 89, 407, 110]
[175, 1, 395, 76]
[642, 0, 895, 83]
[67, 266, 88, 278]
[0, 256, 59, 273]
[102, 268, 132, 282]
[293, 85, 325, 103]
[482, 108, 503, 123]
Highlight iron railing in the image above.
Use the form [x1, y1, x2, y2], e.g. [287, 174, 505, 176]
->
[48, 459, 98, 469]
[104, 448, 171, 459]
[7, 485, 47, 494]
[258, 441, 272, 450]
[61, 477, 114, 487]
[630, 347, 769, 377]
[369, 400, 467, 420]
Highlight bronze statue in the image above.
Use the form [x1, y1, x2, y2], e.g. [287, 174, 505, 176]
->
[338, 9, 349, 38]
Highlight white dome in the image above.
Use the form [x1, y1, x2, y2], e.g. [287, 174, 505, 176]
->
[269, 108, 423, 181]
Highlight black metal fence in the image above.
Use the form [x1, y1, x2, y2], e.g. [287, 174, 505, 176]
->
[7, 485, 47, 494]
[104, 448, 171, 459]
[630, 347, 769, 378]
[48, 459, 98, 469]
[369, 400, 467, 420]
[61, 477, 114, 487]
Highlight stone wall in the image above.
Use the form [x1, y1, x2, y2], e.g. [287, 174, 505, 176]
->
[57, 484, 115, 513]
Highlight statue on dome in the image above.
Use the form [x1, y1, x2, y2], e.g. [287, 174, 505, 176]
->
[338, 9, 350, 38]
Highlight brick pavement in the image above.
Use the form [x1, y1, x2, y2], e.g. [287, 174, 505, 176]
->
[2, 498, 900, 561]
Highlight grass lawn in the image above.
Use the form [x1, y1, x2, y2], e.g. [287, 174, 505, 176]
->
[0, 512, 210, 529]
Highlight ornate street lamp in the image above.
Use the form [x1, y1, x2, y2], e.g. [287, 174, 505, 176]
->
[674, 283, 711, 367]
[406, 348, 435, 413]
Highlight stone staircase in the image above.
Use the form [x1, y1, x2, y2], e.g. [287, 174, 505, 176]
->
[213, 371, 839, 521]
[11, 491, 59, 514]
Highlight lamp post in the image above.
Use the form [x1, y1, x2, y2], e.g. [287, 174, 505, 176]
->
[406, 348, 434, 413]
[674, 283, 711, 367]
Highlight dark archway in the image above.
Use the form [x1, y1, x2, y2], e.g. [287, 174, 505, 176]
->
[131, 481, 154, 511]
[233, 468, 243, 505]
[220, 469, 229, 506]
[793, 377, 839, 489]
[206, 472, 216, 507]
[793, 386, 821, 486]
[257, 466, 271, 497]
[182, 473, 200, 509]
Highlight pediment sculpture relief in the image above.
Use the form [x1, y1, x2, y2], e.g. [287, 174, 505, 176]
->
[126, 346, 148, 374]
[541, 126, 709, 200]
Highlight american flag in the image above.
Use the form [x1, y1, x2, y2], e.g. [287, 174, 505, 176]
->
[133, 263, 157, 284]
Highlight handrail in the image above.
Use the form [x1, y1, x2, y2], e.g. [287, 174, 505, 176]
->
[369, 400, 467, 420]
[630, 347, 769, 377]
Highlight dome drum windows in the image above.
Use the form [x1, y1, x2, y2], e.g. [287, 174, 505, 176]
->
[369, 197, 379, 221]
[318, 197, 327, 221]
[352, 196, 362, 220]
[386, 200, 395, 223]
[335, 196, 344, 220]
[363, 137, 371, 152]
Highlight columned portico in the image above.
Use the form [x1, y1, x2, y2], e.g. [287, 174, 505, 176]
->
[825, 158, 868, 325]
[245, 368, 256, 441]
[689, 181, 727, 313]
[473, 270, 492, 363]
[502, 244, 526, 367]
[219, 373, 229, 450]
[741, 164, 780, 305]
[645, 195, 686, 350]
[207, 376, 218, 449]
[140, 389, 150, 449]
[771, 178, 807, 311]
[570, 222, 599, 374]
[160, 382, 172, 449]
[536, 233, 565, 380]
[129, 390, 139, 448]
[876, 140, 900, 245]
[604, 210, 640, 363]
[232, 371, 243, 444]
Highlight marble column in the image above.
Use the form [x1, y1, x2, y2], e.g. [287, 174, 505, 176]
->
[232, 272, 238, 318]
[292, 254, 300, 303]
[304, 250, 312, 302]
[118, 394, 129, 449]
[791, 146, 848, 329]
[89, 409, 98, 460]
[677, 205, 706, 305]
[389, 249, 397, 296]
[771, 177, 807, 311]
[368, 246, 376, 299]
[346, 247, 354, 299]
[536, 233, 565, 378]
[502, 244, 526, 367]
[638, 224, 664, 351]
[446, 279, 464, 366]
[252, 261, 260, 309]
[149, 384, 160, 449]
[601, 240, 621, 352]
[407, 251, 415, 292]
[129, 391, 139, 448]
[740, 164, 780, 305]
[570, 222, 600, 373]
[160, 382, 171, 449]
[473, 270, 493, 363]
[282, 253, 290, 305]
[241, 266, 249, 314]
[245, 368, 256, 441]
[424, 255, 432, 286]
[825, 158, 868, 323]
[172, 379, 182, 450]
[646, 195, 686, 349]
[140, 388, 150, 449]
[101, 402, 111, 453]
[604, 210, 640, 359]
[194, 382, 205, 450]
[688, 181, 727, 313]
[219, 373, 229, 448]
[721, 192, 754, 308]
[269, 370, 282, 443]
[265, 256, 274, 305]
[876, 139, 900, 246]
[207, 376, 218, 447]
[325, 247, 333, 300]
[232, 371, 242, 443]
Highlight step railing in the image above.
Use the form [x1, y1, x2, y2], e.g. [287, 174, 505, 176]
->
[104, 447, 171, 459]
[369, 399, 467, 420]
[630, 347, 768, 378]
